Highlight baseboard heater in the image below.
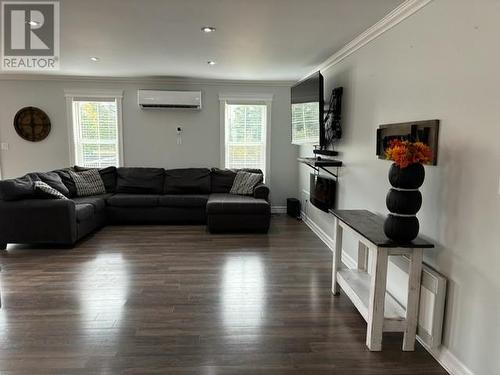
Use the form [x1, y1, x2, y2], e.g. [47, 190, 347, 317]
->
[387, 255, 447, 349]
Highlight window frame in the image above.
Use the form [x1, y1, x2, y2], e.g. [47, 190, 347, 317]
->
[64, 89, 124, 168]
[219, 93, 273, 184]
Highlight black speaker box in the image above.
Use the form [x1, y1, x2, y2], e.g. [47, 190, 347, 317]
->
[287, 198, 301, 218]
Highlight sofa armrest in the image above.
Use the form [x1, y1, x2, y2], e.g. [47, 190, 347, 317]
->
[0, 199, 77, 245]
[253, 184, 270, 201]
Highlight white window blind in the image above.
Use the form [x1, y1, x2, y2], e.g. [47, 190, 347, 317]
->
[224, 104, 267, 174]
[72, 99, 120, 168]
[291, 102, 320, 144]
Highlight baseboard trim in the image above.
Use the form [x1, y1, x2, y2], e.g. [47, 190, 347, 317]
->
[301, 210, 474, 375]
[301, 210, 356, 269]
[271, 206, 287, 214]
[418, 339, 475, 375]
[304, 0, 434, 78]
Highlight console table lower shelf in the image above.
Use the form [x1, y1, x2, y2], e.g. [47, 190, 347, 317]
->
[329, 209, 434, 352]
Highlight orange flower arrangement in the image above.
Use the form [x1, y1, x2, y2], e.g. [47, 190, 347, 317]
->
[385, 139, 432, 168]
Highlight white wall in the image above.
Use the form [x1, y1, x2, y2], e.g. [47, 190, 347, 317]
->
[299, 1, 500, 374]
[0, 78, 297, 205]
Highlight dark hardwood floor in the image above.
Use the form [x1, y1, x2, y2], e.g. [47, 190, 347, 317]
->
[0, 215, 447, 374]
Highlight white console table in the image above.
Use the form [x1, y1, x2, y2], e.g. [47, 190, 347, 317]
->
[329, 209, 434, 351]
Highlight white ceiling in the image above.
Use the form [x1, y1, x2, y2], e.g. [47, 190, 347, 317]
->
[6, 0, 405, 81]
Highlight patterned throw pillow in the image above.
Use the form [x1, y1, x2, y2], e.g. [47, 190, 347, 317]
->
[69, 169, 106, 197]
[34, 181, 68, 200]
[230, 171, 263, 195]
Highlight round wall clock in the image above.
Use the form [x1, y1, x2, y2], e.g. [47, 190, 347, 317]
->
[14, 107, 51, 142]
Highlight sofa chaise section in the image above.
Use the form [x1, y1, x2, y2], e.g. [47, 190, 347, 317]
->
[206, 193, 271, 233]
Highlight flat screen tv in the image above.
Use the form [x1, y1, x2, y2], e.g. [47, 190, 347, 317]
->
[291, 72, 324, 145]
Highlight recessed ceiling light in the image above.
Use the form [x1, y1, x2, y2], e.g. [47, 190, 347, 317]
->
[201, 26, 216, 33]
[207, 60, 216, 66]
[27, 20, 40, 26]
[90, 57, 100, 62]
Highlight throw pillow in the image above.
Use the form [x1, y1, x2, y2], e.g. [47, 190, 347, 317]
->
[28, 171, 69, 197]
[230, 171, 263, 195]
[210, 168, 263, 193]
[69, 169, 106, 197]
[0, 175, 35, 201]
[74, 165, 117, 193]
[54, 169, 77, 197]
[34, 181, 69, 200]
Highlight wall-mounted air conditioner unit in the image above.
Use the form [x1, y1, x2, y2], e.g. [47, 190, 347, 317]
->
[138, 90, 202, 110]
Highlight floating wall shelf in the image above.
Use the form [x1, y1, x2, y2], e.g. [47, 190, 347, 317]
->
[297, 157, 342, 179]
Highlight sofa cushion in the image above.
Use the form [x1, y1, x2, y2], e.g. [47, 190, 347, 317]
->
[54, 169, 77, 197]
[28, 171, 69, 197]
[207, 193, 270, 215]
[74, 166, 117, 193]
[75, 204, 94, 222]
[72, 194, 112, 212]
[210, 169, 236, 193]
[0, 175, 35, 201]
[107, 194, 160, 207]
[159, 194, 209, 208]
[210, 168, 263, 193]
[117, 168, 164, 194]
[164, 168, 211, 194]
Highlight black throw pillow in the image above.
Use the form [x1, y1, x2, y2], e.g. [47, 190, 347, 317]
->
[0, 175, 35, 201]
[28, 171, 69, 197]
[54, 169, 77, 197]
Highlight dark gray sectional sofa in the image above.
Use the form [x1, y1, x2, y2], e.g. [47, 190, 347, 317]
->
[0, 167, 271, 249]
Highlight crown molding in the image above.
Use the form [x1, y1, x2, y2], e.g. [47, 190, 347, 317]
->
[0, 73, 295, 87]
[0, 0, 433, 87]
[64, 89, 124, 98]
[304, 0, 434, 79]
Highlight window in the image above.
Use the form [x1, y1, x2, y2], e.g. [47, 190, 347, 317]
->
[225, 104, 266, 170]
[291, 102, 320, 144]
[65, 90, 123, 168]
[219, 93, 272, 181]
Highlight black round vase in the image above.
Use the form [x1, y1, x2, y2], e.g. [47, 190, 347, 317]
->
[384, 163, 425, 242]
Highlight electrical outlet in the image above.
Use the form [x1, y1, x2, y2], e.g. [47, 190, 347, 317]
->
[0, 142, 8, 151]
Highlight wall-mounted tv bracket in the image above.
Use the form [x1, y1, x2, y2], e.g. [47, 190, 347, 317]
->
[322, 86, 343, 149]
